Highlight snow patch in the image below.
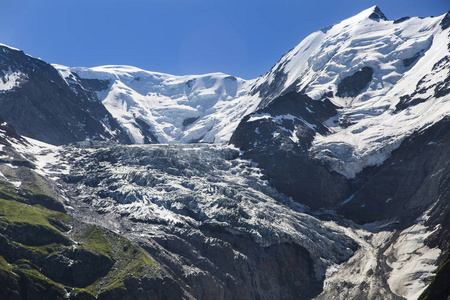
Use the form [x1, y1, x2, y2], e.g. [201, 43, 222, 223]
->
[0, 68, 25, 91]
[385, 221, 441, 299]
[319, 212, 441, 299]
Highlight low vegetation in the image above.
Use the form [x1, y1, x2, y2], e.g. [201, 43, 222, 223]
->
[0, 173, 160, 299]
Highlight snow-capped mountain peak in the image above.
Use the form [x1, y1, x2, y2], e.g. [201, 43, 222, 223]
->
[244, 7, 450, 178]
[1, 6, 450, 300]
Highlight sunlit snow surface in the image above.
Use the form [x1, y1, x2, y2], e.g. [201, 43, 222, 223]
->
[54, 8, 449, 179]
[55, 65, 259, 144]
[317, 217, 440, 300]
[250, 7, 450, 178]
[385, 220, 441, 299]
[0, 67, 26, 91]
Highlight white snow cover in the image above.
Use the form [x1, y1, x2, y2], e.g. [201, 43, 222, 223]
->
[21, 136, 71, 179]
[317, 217, 441, 300]
[0, 43, 21, 52]
[52, 7, 449, 180]
[55, 65, 259, 144]
[0, 67, 26, 91]
[385, 220, 441, 300]
[251, 6, 450, 177]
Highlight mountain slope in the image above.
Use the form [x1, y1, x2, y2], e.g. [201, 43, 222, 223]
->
[231, 6, 450, 210]
[1, 118, 360, 299]
[15, 119, 445, 300]
[55, 65, 259, 144]
[228, 9, 450, 298]
[0, 119, 185, 299]
[0, 45, 130, 145]
[0, 5, 449, 300]
[241, 6, 449, 175]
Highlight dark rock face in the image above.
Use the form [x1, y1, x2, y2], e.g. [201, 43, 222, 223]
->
[339, 116, 450, 230]
[0, 117, 35, 169]
[251, 63, 290, 108]
[0, 221, 71, 247]
[249, 49, 308, 110]
[403, 52, 422, 67]
[396, 55, 449, 111]
[440, 11, 450, 30]
[41, 248, 114, 287]
[433, 56, 450, 98]
[182, 117, 199, 127]
[368, 6, 388, 21]
[142, 232, 321, 300]
[230, 92, 351, 209]
[0, 116, 23, 145]
[134, 118, 159, 143]
[336, 67, 373, 98]
[418, 252, 450, 300]
[393, 16, 410, 24]
[0, 45, 130, 145]
[78, 77, 110, 93]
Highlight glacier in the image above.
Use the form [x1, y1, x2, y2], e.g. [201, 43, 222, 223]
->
[55, 65, 259, 144]
[52, 6, 450, 180]
[0, 5, 449, 300]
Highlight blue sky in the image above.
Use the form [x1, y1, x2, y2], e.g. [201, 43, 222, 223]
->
[1, 0, 448, 79]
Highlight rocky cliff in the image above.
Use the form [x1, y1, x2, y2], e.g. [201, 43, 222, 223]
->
[0, 45, 130, 145]
[0, 6, 449, 300]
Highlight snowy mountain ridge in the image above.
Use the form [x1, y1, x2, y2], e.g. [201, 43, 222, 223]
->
[50, 6, 450, 180]
[1, 6, 449, 299]
[244, 6, 450, 177]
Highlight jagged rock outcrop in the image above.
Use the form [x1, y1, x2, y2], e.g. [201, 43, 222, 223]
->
[229, 91, 351, 209]
[339, 116, 450, 229]
[335, 67, 373, 98]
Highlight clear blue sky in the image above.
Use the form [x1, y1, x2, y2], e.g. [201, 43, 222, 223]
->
[1, 0, 448, 79]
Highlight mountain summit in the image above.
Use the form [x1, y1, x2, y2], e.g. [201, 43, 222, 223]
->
[368, 6, 388, 20]
[0, 6, 449, 300]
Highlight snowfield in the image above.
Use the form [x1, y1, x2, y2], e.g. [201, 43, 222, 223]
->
[53, 7, 450, 180]
[249, 6, 450, 178]
[55, 65, 259, 144]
